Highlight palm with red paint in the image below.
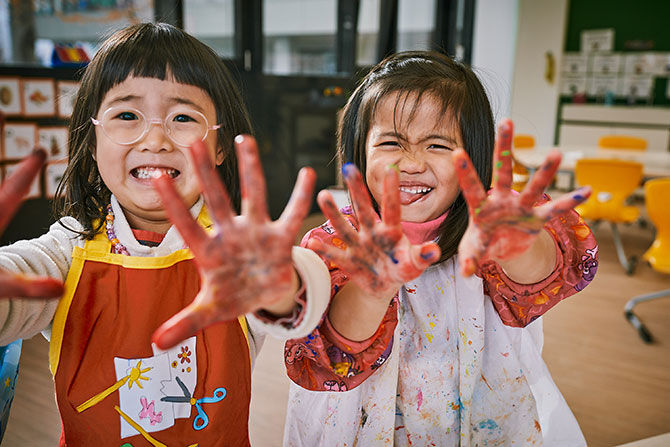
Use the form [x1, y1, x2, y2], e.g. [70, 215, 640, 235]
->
[309, 164, 441, 300]
[453, 119, 591, 276]
[0, 112, 64, 299]
[151, 135, 316, 349]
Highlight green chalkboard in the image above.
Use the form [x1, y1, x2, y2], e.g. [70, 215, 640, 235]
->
[565, 0, 670, 52]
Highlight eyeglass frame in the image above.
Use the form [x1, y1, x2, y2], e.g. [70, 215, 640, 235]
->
[90, 106, 222, 148]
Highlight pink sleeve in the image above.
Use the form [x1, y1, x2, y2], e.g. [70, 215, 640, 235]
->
[284, 208, 397, 392]
[478, 198, 598, 327]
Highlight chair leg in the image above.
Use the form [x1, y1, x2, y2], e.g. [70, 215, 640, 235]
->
[624, 289, 670, 343]
[610, 222, 637, 275]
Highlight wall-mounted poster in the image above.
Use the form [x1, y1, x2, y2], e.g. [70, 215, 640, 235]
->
[3, 162, 41, 198]
[581, 29, 614, 53]
[622, 75, 654, 100]
[23, 78, 56, 117]
[561, 53, 588, 74]
[591, 53, 622, 75]
[38, 126, 68, 160]
[45, 160, 67, 198]
[0, 77, 23, 116]
[57, 81, 79, 118]
[2, 123, 37, 159]
[560, 73, 587, 96]
[624, 53, 657, 75]
[587, 74, 622, 97]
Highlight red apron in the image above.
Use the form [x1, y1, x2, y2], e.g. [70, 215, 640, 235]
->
[49, 214, 252, 446]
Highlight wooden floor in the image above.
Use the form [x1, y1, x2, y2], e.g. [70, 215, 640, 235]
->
[2, 213, 670, 446]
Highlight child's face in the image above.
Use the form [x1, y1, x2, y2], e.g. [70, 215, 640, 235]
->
[94, 76, 222, 231]
[365, 92, 463, 223]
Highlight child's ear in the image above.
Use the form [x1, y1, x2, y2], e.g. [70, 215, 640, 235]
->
[215, 148, 225, 166]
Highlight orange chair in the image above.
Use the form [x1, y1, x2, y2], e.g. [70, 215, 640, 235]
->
[512, 134, 535, 192]
[624, 178, 670, 342]
[575, 158, 644, 274]
[598, 135, 647, 151]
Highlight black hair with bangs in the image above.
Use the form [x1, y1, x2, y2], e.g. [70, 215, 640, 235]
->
[55, 22, 252, 238]
[338, 51, 494, 262]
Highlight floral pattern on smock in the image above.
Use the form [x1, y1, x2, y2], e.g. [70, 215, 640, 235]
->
[285, 204, 597, 392]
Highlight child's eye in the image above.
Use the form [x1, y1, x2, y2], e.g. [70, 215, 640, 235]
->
[115, 111, 139, 121]
[173, 113, 198, 123]
[428, 143, 453, 151]
[378, 141, 401, 148]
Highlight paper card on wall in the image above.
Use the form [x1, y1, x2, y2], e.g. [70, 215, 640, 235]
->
[561, 53, 588, 74]
[152, 336, 197, 420]
[587, 74, 622, 97]
[56, 81, 79, 118]
[560, 73, 587, 95]
[114, 354, 176, 439]
[622, 75, 653, 99]
[624, 53, 657, 75]
[581, 29, 614, 53]
[590, 53, 622, 75]
[0, 78, 22, 116]
[44, 161, 67, 198]
[3, 123, 37, 159]
[38, 126, 68, 160]
[3, 162, 41, 198]
[652, 53, 670, 76]
[23, 79, 56, 117]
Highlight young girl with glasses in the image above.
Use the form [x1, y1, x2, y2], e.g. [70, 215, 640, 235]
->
[284, 51, 598, 446]
[0, 23, 330, 445]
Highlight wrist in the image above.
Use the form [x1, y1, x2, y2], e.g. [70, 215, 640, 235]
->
[496, 229, 557, 284]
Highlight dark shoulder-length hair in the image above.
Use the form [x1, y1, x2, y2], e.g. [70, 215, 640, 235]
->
[338, 51, 494, 263]
[55, 22, 252, 239]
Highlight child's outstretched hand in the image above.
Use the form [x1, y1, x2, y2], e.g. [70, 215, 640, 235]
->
[0, 147, 64, 299]
[454, 118, 591, 277]
[151, 135, 316, 350]
[308, 164, 441, 301]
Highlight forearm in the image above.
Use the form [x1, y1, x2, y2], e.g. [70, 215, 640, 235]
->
[495, 229, 557, 284]
[328, 281, 396, 341]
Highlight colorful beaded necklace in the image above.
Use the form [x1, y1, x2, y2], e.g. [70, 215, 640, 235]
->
[105, 204, 130, 255]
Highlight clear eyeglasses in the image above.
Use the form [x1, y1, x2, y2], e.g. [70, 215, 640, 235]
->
[91, 106, 221, 147]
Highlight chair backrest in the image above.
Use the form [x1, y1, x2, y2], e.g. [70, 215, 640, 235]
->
[598, 135, 647, 150]
[513, 134, 536, 149]
[644, 178, 670, 273]
[0, 339, 22, 441]
[574, 158, 643, 221]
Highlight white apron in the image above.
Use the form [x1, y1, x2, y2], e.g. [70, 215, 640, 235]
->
[284, 256, 585, 446]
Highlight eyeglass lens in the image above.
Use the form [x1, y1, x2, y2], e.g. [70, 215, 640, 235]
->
[100, 107, 210, 146]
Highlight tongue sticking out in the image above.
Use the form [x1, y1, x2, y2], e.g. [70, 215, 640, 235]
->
[399, 186, 432, 205]
[131, 167, 180, 179]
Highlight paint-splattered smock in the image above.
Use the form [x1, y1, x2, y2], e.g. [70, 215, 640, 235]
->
[284, 205, 597, 446]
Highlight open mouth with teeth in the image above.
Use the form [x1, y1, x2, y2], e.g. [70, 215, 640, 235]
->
[399, 185, 433, 205]
[131, 166, 180, 180]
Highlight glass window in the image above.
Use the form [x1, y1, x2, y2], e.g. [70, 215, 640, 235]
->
[263, 0, 337, 75]
[356, 0, 380, 67]
[183, 0, 235, 58]
[397, 0, 435, 52]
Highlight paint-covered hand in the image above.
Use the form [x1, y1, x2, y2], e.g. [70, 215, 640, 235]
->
[454, 118, 591, 277]
[0, 147, 64, 299]
[309, 164, 441, 300]
[151, 135, 316, 349]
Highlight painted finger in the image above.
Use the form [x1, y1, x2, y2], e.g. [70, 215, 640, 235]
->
[235, 135, 269, 223]
[519, 150, 561, 208]
[316, 190, 358, 246]
[152, 174, 208, 250]
[342, 163, 378, 230]
[457, 225, 488, 277]
[306, 237, 355, 269]
[534, 186, 591, 221]
[381, 165, 401, 227]
[189, 140, 234, 227]
[0, 149, 47, 233]
[408, 242, 441, 272]
[453, 149, 487, 217]
[492, 119, 514, 191]
[0, 274, 63, 299]
[277, 167, 316, 238]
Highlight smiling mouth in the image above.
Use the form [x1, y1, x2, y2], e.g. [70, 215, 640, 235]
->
[131, 167, 180, 179]
[399, 185, 433, 205]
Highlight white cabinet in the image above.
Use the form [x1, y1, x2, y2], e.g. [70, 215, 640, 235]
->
[559, 105, 670, 151]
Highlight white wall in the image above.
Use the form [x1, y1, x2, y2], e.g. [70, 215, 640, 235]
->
[471, 0, 519, 124]
[509, 0, 569, 146]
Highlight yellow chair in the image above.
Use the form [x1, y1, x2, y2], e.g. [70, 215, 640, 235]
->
[624, 178, 670, 342]
[598, 135, 647, 150]
[512, 134, 535, 192]
[575, 158, 643, 274]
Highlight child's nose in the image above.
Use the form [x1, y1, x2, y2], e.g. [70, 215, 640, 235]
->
[397, 150, 426, 173]
[141, 121, 174, 152]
